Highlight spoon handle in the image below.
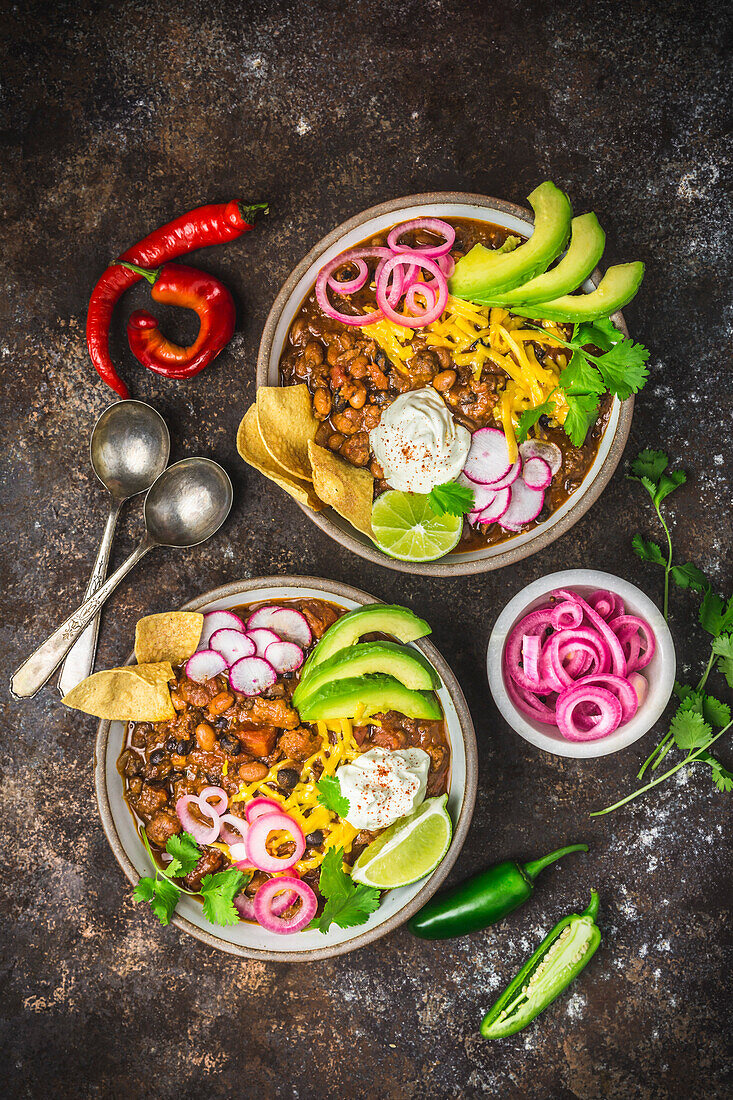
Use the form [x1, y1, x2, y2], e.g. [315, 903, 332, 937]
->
[56, 500, 123, 697]
[10, 537, 154, 699]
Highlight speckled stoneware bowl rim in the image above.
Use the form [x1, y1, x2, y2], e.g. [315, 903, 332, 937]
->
[256, 191, 634, 576]
[94, 575, 478, 962]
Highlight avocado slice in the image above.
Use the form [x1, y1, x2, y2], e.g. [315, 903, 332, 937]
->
[508, 262, 645, 323]
[491, 213, 606, 306]
[293, 641, 439, 708]
[297, 675, 442, 722]
[301, 603, 431, 681]
[449, 182, 572, 300]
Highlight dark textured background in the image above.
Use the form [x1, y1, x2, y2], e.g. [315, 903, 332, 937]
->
[1, 0, 731, 1096]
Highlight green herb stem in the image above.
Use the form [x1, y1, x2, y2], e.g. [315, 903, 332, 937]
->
[591, 723, 732, 816]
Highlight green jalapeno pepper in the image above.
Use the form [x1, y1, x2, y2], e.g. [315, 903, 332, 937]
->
[481, 890, 601, 1039]
[408, 843, 588, 940]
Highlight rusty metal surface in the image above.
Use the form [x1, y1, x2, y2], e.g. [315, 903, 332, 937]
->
[1, 0, 731, 1096]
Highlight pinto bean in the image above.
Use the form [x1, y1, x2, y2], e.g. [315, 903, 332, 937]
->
[340, 432, 370, 466]
[434, 345, 453, 370]
[328, 433, 346, 450]
[347, 384, 367, 409]
[238, 761, 269, 781]
[208, 691, 234, 716]
[195, 722, 216, 751]
[313, 387, 332, 417]
[332, 408, 362, 435]
[432, 369, 457, 392]
[303, 340, 324, 365]
[349, 355, 369, 378]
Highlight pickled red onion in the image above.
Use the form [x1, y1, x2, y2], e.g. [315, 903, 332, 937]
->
[175, 795, 220, 846]
[197, 786, 228, 816]
[375, 252, 448, 328]
[219, 813, 249, 846]
[253, 876, 317, 934]
[556, 685, 623, 741]
[246, 811, 305, 872]
[245, 797, 283, 824]
[315, 247, 391, 327]
[386, 217, 455, 257]
[327, 257, 368, 294]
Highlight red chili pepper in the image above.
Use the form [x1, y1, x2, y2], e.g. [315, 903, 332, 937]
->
[86, 201, 267, 397]
[122, 262, 235, 380]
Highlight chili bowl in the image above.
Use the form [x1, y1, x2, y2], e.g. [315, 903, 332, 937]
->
[256, 192, 634, 576]
[94, 576, 477, 962]
[486, 569, 676, 759]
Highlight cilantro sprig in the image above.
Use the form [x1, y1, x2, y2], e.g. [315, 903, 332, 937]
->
[308, 846, 380, 934]
[316, 774, 350, 817]
[133, 830, 249, 927]
[592, 453, 732, 814]
[520, 318, 650, 448]
[428, 481, 475, 517]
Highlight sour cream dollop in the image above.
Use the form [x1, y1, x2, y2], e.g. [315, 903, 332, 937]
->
[337, 747, 430, 830]
[369, 387, 471, 493]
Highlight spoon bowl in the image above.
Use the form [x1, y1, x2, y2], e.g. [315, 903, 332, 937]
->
[91, 400, 170, 499]
[144, 458, 234, 547]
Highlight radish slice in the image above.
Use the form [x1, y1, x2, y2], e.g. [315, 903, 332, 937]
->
[474, 486, 511, 525]
[246, 605, 287, 631]
[265, 640, 304, 674]
[245, 797, 283, 824]
[462, 428, 512, 485]
[198, 609, 247, 650]
[486, 458, 521, 491]
[185, 649, 228, 683]
[229, 656, 277, 696]
[246, 628, 281, 657]
[499, 480, 545, 531]
[209, 628, 256, 665]
[253, 876, 317, 934]
[522, 456, 553, 490]
[269, 608, 312, 647]
[519, 439, 562, 476]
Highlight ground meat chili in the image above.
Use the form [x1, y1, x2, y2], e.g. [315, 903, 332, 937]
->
[279, 217, 612, 551]
[118, 598, 451, 915]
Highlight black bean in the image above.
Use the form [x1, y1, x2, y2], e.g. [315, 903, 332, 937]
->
[305, 830, 324, 847]
[539, 414, 550, 428]
[219, 734, 242, 756]
[176, 738, 195, 755]
[277, 767, 300, 790]
[165, 737, 178, 753]
[214, 716, 229, 730]
[149, 749, 166, 765]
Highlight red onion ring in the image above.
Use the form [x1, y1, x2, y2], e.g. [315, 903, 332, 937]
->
[556, 685, 623, 741]
[246, 812, 305, 873]
[522, 634, 542, 685]
[315, 247, 391, 327]
[436, 253, 455, 277]
[253, 876, 317, 934]
[326, 257, 368, 295]
[629, 672, 649, 706]
[219, 813, 249, 846]
[563, 673, 639, 724]
[405, 281, 438, 317]
[197, 786, 228, 816]
[608, 615, 656, 670]
[541, 628, 611, 691]
[234, 893, 257, 921]
[245, 797, 283, 824]
[554, 589, 627, 676]
[375, 252, 448, 328]
[387, 217, 455, 258]
[505, 673, 559, 725]
[588, 589, 624, 621]
[175, 795, 220, 846]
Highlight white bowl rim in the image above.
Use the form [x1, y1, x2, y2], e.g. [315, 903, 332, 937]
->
[486, 568, 676, 758]
[256, 191, 635, 576]
[94, 575, 478, 962]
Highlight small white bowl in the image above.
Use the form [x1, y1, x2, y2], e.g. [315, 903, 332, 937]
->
[486, 569, 676, 758]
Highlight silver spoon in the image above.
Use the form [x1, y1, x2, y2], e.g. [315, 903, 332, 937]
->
[11, 458, 233, 699]
[56, 400, 170, 697]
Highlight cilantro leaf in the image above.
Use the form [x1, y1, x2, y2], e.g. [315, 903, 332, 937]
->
[564, 393, 600, 446]
[670, 561, 710, 594]
[133, 877, 156, 903]
[516, 397, 555, 444]
[630, 449, 669, 484]
[559, 350, 605, 395]
[316, 774, 350, 817]
[670, 707, 712, 751]
[712, 634, 733, 688]
[653, 470, 686, 507]
[632, 533, 665, 566]
[165, 831, 201, 877]
[700, 592, 733, 638]
[312, 847, 380, 934]
[200, 868, 246, 927]
[702, 695, 732, 730]
[697, 752, 733, 793]
[149, 878, 181, 926]
[592, 339, 650, 400]
[428, 481, 475, 517]
[575, 317, 624, 351]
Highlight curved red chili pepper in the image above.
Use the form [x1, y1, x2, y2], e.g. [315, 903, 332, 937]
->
[86, 201, 267, 397]
[123, 262, 236, 380]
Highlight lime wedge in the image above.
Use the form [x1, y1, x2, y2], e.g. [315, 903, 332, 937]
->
[371, 491, 462, 562]
[351, 795, 452, 889]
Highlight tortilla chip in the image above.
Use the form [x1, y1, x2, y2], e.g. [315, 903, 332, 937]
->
[134, 611, 203, 665]
[62, 662, 176, 721]
[237, 404, 324, 511]
[256, 384, 318, 481]
[308, 441, 374, 536]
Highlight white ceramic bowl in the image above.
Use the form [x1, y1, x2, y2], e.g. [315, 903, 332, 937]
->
[486, 569, 676, 758]
[94, 576, 477, 961]
[257, 193, 634, 576]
